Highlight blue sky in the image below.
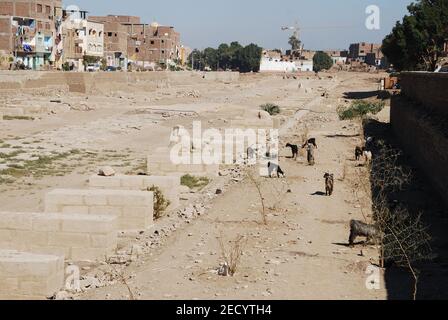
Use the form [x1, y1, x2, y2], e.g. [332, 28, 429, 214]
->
[68, 0, 414, 50]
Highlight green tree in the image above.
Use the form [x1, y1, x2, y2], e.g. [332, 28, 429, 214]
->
[382, 0, 448, 71]
[203, 47, 218, 70]
[217, 43, 230, 70]
[236, 43, 263, 72]
[188, 42, 262, 73]
[313, 51, 333, 72]
[288, 35, 301, 51]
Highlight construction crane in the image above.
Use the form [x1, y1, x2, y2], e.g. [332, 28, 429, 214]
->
[281, 21, 303, 54]
[281, 21, 300, 41]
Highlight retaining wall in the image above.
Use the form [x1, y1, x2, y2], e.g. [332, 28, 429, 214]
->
[88, 175, 180, 210]
[45, 189, 154, 231]
[0, 212, 117, 261]
[390, 72, 448, 207]
[0, 250, 64, 300]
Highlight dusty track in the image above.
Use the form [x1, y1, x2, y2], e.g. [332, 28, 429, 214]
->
[1, 71, 388, 300]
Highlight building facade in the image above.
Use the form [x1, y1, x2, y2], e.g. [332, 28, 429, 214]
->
[60, 9, 104, 71]
[324, 50, 348, 65]
[89, 15, 128, 69]
[0, 0, 63, 70]
[259, 49, 313, 73]
[89, 15, 181, 70]
[348, 42, 382, 64]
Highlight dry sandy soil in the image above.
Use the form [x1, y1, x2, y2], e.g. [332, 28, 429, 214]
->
[1, 71, 393, 300]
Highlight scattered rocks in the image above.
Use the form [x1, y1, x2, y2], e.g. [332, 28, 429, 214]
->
[98, 166, 115, 177]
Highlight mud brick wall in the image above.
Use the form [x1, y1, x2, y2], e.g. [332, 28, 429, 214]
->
[0, 71, 240, 94]
[399, 72, 448, 117]
[390, 72, 448, 207]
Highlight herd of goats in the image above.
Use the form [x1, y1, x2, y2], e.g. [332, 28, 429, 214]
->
[262, 137, 379, 248]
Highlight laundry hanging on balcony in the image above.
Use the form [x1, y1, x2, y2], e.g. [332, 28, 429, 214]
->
[23, 44, 33, 52]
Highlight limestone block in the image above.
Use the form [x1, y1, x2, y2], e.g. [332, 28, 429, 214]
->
[0, 250, 64, 300]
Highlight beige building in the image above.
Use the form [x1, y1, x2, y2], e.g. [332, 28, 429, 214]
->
[89, 15, 128, 69]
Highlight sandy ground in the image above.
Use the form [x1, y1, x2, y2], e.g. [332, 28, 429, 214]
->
[0, 71, 391, 300]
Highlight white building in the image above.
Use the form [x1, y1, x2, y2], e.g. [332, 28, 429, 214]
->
[260, 56, 313, 73]
[84, 20, 104, 58]
[61, 9, 104, 71]
[260, 49, 313, 73]
[331, 56, 347, 65]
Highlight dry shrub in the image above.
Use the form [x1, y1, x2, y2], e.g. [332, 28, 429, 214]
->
[148, 185, 171, 220]
[218, 234, 246, 276]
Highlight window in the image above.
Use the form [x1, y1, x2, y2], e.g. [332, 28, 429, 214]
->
[108, 32, 112, 37]
[150, 40, 154, 45]
[161, 40, 164, 44]
[37, 4, 43, 13]
[135, 48, 139, 53]
[45, 22, 50, 30]
[115, 33, 117, 37]
[46, 5, 51, 14]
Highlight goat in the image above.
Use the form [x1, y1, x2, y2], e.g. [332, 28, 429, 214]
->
[306, 143, 315, 166]
[355, 146, 363, 161]
[324, 173, 334, 196]
[286, 143, 299, 160]
[267, 162, 285, 178]
[302, 138, 318, 149]
[363, 151, 373, 166]
[349, 220, 381, 247]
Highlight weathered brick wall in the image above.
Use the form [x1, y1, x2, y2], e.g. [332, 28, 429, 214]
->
[0, 71, 240, 94]
[0, 212, 118, 261]
[45, 189, 154, 230]
[391, 72, 448, 207]
[88, 175, 180, 210]
[0, 250, 64, 300]
[400, 72, 448, 117]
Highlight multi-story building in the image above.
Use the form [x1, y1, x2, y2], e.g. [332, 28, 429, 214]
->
[324, 50, 348, 65]
[88, 15, 181, 69]
[348, 42, 382, 63]
[0, 0, 63, 70]
[61, 8, 104, 71]
[103, 15, 180, 69]
[89, 15, 128, 69]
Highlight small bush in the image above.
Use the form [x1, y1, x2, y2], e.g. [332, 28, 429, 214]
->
[181, 174, 210, 189]
[148, 185, 171, 220]
[260, 103, 281, 116]
[3, 115, 35, 121]
[337, 100, 385, 120]
[218, 234, 246, 276]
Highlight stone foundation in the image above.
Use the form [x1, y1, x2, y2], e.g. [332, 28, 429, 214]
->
[0, 212, 117, 261]
[45, 189, 154, 231]
[0, 250, 64, 300]
[88, 175, 180, 210]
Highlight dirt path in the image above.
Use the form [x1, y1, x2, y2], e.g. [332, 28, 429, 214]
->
[80, 73, 388, 300]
